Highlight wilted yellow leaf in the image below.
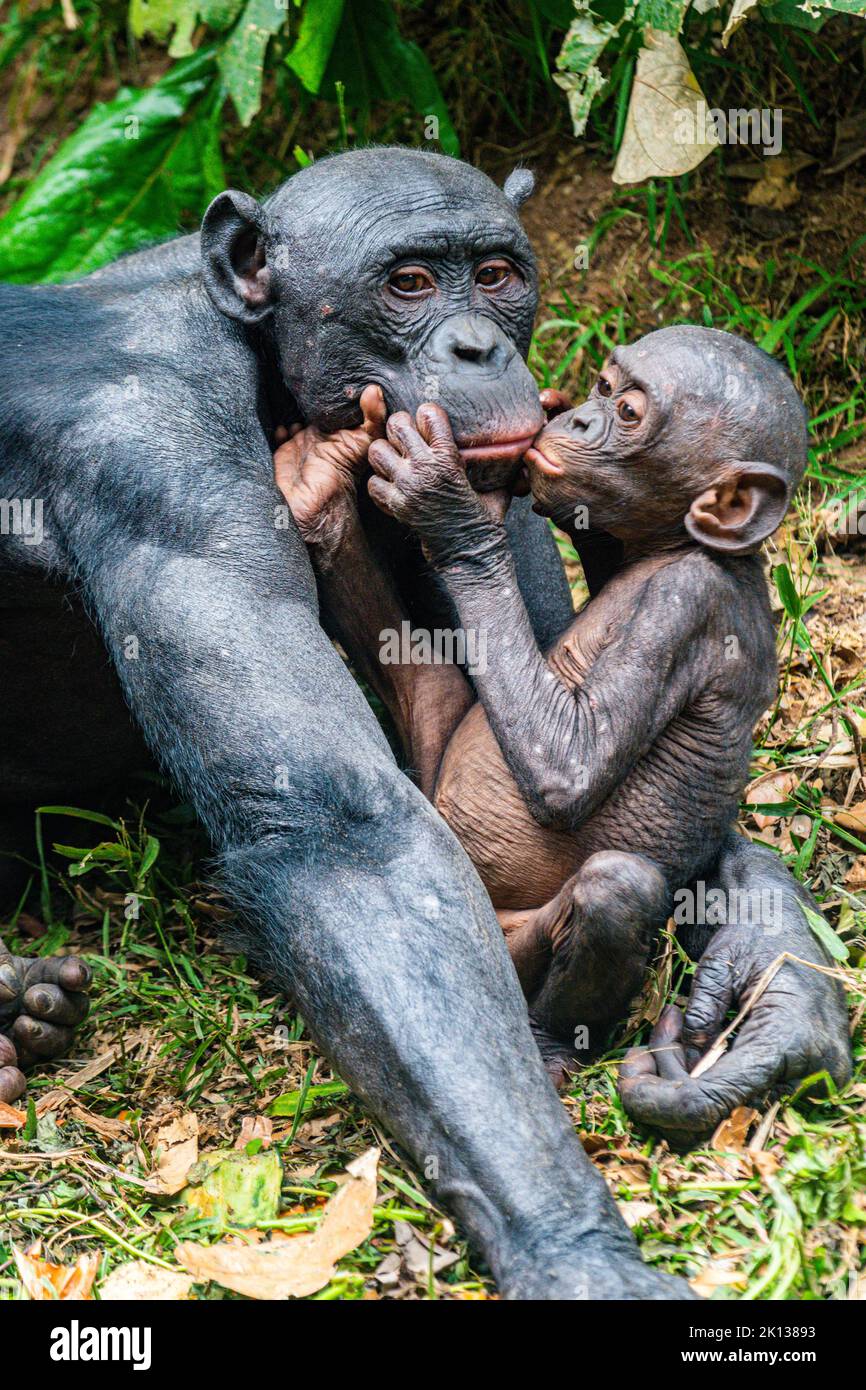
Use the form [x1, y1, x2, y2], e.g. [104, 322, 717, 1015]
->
[613, 30, 717, 185]
[14, 1241, 98, 1301]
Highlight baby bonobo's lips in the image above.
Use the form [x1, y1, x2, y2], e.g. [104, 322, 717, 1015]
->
[524, 444, 564, 477]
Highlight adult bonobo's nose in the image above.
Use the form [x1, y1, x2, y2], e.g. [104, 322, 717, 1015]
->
[428, 314, 512, 374]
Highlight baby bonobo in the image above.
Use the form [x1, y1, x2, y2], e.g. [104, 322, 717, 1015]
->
[274, 327, 806, 1083]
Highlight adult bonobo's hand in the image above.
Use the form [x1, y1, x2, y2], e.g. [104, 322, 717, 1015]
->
[0, 949, 91, 1099]
[368, 404, 509, 565]
[274, 384, 387, 555]
[619, 842, 851, 1145]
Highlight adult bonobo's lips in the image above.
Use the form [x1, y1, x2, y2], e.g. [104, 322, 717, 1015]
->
[524, 444, 564, 477]
[456, 432, 539, 463]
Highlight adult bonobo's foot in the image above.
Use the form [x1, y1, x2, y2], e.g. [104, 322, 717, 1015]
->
[0, 952, 92, 1076]
[0, 1033, 25, 1104]
[503, 1239, 698, 1300]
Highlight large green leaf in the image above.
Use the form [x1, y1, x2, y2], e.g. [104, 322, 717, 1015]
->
[0, 49, 225, 284]
[318, 0, 458, 154]
[219, 0, 290, 125]
[130, 0, 247, 56]
[286, 0, 346, 94]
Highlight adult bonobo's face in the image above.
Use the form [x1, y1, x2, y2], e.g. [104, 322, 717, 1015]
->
[526, 325, 807, 553]
[200, 148, 544, 490]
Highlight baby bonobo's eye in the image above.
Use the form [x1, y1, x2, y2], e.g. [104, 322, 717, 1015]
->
[597, 375, 613, 397]
[388, 265, 435, 299]
[617, 390, 646, 427]
[475, 258, 515, 291]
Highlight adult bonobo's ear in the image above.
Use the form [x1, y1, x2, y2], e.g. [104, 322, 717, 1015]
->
[504, 167, 535, 208]
[200, 190, 274, 323]
[685, 463, 790, 554]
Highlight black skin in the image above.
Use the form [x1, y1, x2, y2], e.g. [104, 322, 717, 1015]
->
[0, 152, 847, 1298]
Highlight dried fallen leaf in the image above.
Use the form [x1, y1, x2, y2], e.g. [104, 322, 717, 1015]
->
[0, 1102, 26, 1129]
[144, 1113, 199, 1196]
[99, 1260, 195, 1301]
[235, 1115, 273, 1151]
[176, 1147, 379, 1299]
[836, 801, 866, 834]
[712, 1106, 759, 1152]
[721, 0, 758, 45]
[617, 1199, 659, 1229]
[845, 856, 866, 890]
[613, 30, 717, 184]
[14, 1241, 98, 1300]
[689, 1257, 749, 1297]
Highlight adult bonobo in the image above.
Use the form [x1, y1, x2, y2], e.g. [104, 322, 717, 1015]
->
[0, 147, 849, 1298]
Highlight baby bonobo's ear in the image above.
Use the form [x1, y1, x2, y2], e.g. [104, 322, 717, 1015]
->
[685, 463, 790, 555]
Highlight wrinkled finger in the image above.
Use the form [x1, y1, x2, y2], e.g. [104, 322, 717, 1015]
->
[27, 956, 92, 993]
[650, 1005, 690, 1081]
[367, 474, 406, 520]
[539, 388, 572, 419]
[360, 385, 388, 440]
[0, 960, 21, 1008]
[385, 411, 423, 457]
[620, 1032, 784, 1138]
[619, 1043, 658, 1082]
[368, 439, 410, 483]
[682, 949, 735, 1071]
[0, 1033, 18, 1069]
[0, 1065, 25, 1104]
[415, 403, 460, 462]
[23, 983, 90, 1027]
[11, 1015, 74, 1061]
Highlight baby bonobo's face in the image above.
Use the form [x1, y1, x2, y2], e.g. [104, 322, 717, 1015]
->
[525, 326, 807, 556]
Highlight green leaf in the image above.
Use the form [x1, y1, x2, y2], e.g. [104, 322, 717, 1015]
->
[139, 835, 161, 878]
[36, 806, 120, 829]
[802, 903, 849, 963]
[554, 10, 621, 136]
[772, 562, 802, 621]
[0, 49, 225, 283]
[286, 0, 346, 94]
[130, 0, 247, 54]
[269, 1079, 349, 1117]
[636, 0, 690, 31]
[318, 0, 459, 155]
[219, 0, 289, 126]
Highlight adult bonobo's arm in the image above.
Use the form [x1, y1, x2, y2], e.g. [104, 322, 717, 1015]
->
[51, 413, 689, 1299]
[367, 405, 704, 830]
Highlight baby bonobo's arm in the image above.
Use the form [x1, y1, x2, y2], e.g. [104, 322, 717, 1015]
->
[368, 406, 707, 830]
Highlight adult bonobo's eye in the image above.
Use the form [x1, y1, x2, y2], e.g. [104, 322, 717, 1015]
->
[475, 258, 515, 291]
[617, 391, 646, 426]
[388, 265, 435, 299]
[597, 375, 613, 397]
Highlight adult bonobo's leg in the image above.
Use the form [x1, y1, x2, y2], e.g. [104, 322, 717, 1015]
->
[56, 434, 690, 1300]
[620, 831, 851, 1143]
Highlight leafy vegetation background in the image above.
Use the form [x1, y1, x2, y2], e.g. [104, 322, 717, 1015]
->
[1, 0, 866, 1302]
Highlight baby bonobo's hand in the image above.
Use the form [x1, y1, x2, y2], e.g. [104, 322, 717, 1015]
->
[367, 405, 503, 565]
[0, 950, 91, 1101]
[274, 384, 386, 550]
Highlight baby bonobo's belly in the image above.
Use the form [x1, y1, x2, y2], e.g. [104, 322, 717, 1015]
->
[433, 560, 741, 911]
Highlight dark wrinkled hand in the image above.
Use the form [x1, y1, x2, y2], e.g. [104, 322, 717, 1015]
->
[0, 952, 91, 1072]
[367, 405, 501, 566]
[619, 918, 851, 1146]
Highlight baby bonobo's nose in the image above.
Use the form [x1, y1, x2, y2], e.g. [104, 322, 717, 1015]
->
[567, 403, 605, 447]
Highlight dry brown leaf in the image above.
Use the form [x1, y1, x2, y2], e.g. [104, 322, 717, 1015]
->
[144, 1113, 199, 1196]
[176, 1147, 379, 1299]
[99, 1260, 195, 1301]
[613, 30, 717, 184]
[0, 1102, 26, 1129]
[68, 1104, 131, 1141]
[235, 1115, 273, 1151]
[845, 856, 866, 890]
[617, 1199, 659, 1229]
[746, 769, 799, 827]
[836, 801, 866, 834]
[689, 1257, 749, 1297]
[750, 1150, 781, 1180]
[14, 1241, 98, 1300]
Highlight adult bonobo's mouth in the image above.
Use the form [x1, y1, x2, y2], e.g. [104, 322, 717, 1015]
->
[457, 432, 539, 463]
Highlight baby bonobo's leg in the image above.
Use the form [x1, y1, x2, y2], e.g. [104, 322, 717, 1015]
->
[502, 851, 668, 1088]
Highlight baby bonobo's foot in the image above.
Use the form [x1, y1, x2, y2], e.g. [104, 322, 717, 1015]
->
[0, 952, 92, 1073]
[526, 851, 668, 1081]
